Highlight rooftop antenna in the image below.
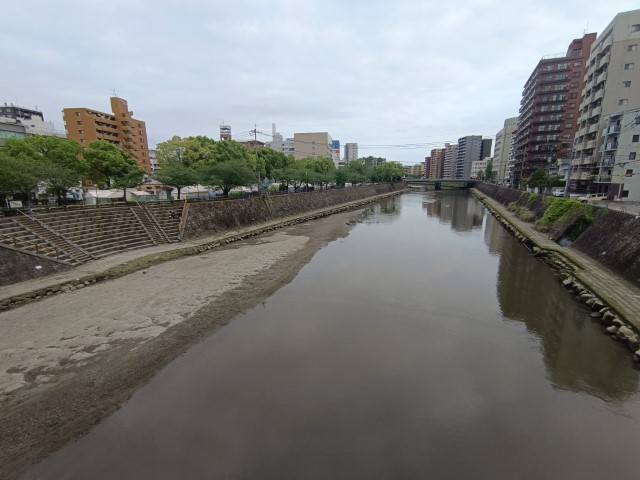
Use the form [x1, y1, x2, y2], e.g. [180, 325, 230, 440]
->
[584, 21, 589, 35]
[111, 87, 117, 97]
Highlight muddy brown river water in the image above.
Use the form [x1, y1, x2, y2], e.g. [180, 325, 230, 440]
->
[22, 191, 640, 479]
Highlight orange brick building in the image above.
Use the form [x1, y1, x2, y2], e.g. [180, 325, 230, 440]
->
[63, 97, 151, 173]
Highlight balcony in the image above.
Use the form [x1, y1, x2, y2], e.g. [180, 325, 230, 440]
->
[595, 174, 612, 183]
[595, 71, 607, 86]
[597, 53, 610, 70]
[577, 127, 587, 138]
[592, 89, 604, 102]
[571, 172, 595, 181]
[601, 157, 615, 167]
[580, 156, 594, 165]
[589, 106, 602, 118]
[585, 140, 596, 149]
[606, 124, 620, 135]
[602, 141, 618, 151]
[587, 123, 600, 134]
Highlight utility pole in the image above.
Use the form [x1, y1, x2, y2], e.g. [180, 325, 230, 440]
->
[253, 124, 261, 195]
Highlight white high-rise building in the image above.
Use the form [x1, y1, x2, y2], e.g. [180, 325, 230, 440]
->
[493, 117, 518, 183]
[571, 9, 640, 193]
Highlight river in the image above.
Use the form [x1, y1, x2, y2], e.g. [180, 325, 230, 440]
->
[22, 191, 640, 479]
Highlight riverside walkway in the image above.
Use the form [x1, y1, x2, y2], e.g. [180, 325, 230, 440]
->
[0, 189, 407, 309]
[473, 189, 640, 331]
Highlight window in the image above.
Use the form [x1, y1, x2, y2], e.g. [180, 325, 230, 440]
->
[622, 190, 630, 198]
[633, 135, 639, 143]
[75, 112, 80, 117]
[569, 103, 576, 108]
[630, 153, 637, 160]
[76, 120, 82, 125]
[619, 99, 628, 106]
[624, 63, 635, 70]
[573, 61, 582, 67]
[629, 44, 638, 52]
[78, 130, 83, 134]
[626, 169, 634, 176]
[569, 93, 577, 98]
[572, 71, 580, 77]
[632, 24, 640, 32]
[567, 113, 574, 119]
[622, 81, 631, 87]
[79, 139, 85, 143]
[564, 123, 573, 129]
[570, 82, 579, 88]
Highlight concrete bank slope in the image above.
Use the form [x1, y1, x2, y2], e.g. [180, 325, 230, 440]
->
[472, 189, 640, 341]
[0, 189, 409, 312]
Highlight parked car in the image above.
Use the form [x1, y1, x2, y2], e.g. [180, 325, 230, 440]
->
[551, 188, 565, 197]
[577, 193, 608, 203]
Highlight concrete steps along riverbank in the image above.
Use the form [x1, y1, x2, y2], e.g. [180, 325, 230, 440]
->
[472, 188, 640, 362]
[0, 186, 410, 314]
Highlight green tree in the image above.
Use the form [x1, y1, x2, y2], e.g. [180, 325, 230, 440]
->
[343, 160, 372, 185]
[376, 161, 404, 182]
[485, 160, 494, 181]
[84, 140, 144, 190]
[155, 162, 199, 200]
[272, 166, 304, 192]
[0, 136, 85, 205]
[0, 151, 44, 200]
[528, 168, 548, 189]
[155, 135, 216, 168]
[305, 157, 336, 189]
[199, 158, 255, 196]
[258, 147, 292, 180]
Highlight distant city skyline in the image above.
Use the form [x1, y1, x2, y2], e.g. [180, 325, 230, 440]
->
[1, 1, 638, 164]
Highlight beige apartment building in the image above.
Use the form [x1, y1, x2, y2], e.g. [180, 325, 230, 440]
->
[493, 117, 518, 183]
[63, 97, 151, 173]
[428, 147, 446, 178]
[293, 132, 333, 160]
[571, 9, 640, 193]
[442, 143, 458, 179]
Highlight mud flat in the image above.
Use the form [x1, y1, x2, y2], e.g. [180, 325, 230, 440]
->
[0, 209, 362, 480]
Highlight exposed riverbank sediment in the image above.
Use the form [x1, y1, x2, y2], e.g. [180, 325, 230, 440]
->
[472, 188, 640, 357]
[0, 190, 405, 479]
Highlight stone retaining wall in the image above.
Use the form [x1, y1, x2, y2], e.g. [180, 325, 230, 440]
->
[475, 183, 640, 287]
[183, 183, 398, 239]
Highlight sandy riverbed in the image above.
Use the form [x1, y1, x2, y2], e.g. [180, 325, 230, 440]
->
[0, 209, 362, 479]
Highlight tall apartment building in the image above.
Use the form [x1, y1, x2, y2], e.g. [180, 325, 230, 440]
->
[571, 10, 640, 193]
[344, 142, 358, 162]
[293, 132, 333, 160]
[493, 117, 519, 183]
[63, 97, 151, 173]
[442, 143, 458, 179]
[599, 110, 640, 200]
[429, 147, 446, 178]
[424, 157, 431, 178]
[512, 33, 596, 183]
[455, 135, 483, 179]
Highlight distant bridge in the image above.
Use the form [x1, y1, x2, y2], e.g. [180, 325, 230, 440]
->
[404, 178, 477, 190]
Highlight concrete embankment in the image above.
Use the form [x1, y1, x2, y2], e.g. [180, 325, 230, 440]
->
[472, 186, 640, 361]
[0, 185, 408, 312]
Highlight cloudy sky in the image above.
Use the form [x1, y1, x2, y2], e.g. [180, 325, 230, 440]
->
[2, 0, 638, 164]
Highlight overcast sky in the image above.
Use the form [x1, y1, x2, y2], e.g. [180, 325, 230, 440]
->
[2, 1, 638, 164]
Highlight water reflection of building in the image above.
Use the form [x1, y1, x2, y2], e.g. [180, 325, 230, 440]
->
[365, 196, 402, 223]
[422, 192, 483, 233]
[486, 215, 638, 401]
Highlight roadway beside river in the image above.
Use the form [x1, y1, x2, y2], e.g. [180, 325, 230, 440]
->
[472, 188, 640, 332]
